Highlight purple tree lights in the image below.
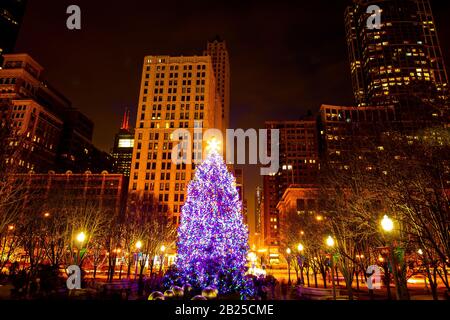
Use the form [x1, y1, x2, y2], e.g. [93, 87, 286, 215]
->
[176, 147, 249, 295]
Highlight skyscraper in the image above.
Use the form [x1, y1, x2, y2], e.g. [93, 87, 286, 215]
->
[129, 54, 222, 225]
[0, 0, 27, 64]
[345, 0, 449, 118]
[0, 53, 111, 173]
[204, 37, 230, 132]
[262, 118, 319, 256]
[111, 109, 134, 177]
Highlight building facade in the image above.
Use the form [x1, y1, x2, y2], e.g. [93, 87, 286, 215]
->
[204, 37, 230, 132]
[111, 109, 134, 177]
[262, 118, 319, 258]
[0, 53, 111, 173]
[0, 54, 69, 172]
[345, 0, 449, 118]
[276, 185, 320, 251]
[12, 171, 126, 216]
[129, 54, 223, 225]
[318, 104, 399, 164]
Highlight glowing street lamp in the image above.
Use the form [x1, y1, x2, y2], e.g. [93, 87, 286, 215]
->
[379, 215, 405, 300]
[325, 235, 336, 300]
[286, 248, 292, 285]
[381, 215, 394, 232]
[134, 240, 143, 279]
[326, 235, 335, 248]
[76, 232, 86, 244]
[297, 244, 305, 285]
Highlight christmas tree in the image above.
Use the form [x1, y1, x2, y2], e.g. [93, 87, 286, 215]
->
[176, 140, 249, 295]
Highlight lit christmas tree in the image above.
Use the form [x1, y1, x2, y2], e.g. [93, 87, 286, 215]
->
[176, 139, 250, 295]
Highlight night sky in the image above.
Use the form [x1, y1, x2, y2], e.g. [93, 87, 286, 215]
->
[15, 0, 450, 224]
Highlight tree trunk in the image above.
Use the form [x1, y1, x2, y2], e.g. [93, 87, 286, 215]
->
[355, 271, 360, 291]
[321, 270, 327, 289]
[428, 266, 438, 301]
[127, 261, 132, 278]
[93, 265, 97, 280]
[138, 264, 146, 296]
[336, 267, 340, 287]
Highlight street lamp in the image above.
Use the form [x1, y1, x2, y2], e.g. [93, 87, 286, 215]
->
[326, 235, 337, 300]
[76, 231, 86, 244]
[135, 240, 143, 280]
[381, 215, 394, 232]
[286, 248, 292, 285]
[326, 235, 335, 247]
[297, 244, 305, 285]
[74, 231, 87, 284]
[380, 214, 407, 300]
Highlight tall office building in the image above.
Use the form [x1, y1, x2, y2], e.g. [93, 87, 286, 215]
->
[318, 104, 398, 165]
[345, 0, 449, 118]
[111, 109, 134, 177]
[0, 53, 111, 173]
[129, 54, 222, 225]
[262, 118, 319, 258]
[204, 37, 230, 132]
[0, 0, 27, 64]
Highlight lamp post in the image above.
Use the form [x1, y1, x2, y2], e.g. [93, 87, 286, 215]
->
[134, 240, 142, 280]
[380, 214, 408, 300]
[75, 231, 87, 286]
[326, 235, 337, 300]
[380, 215, 396, 300]
[76, 231, 86, 265]
[286, 248, 292, 285]
[297, 244, 305, 285]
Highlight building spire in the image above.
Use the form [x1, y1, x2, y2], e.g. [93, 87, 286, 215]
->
[120, 108, 130, 130]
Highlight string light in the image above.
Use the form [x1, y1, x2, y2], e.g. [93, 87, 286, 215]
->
[176, 150, 250, 295]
